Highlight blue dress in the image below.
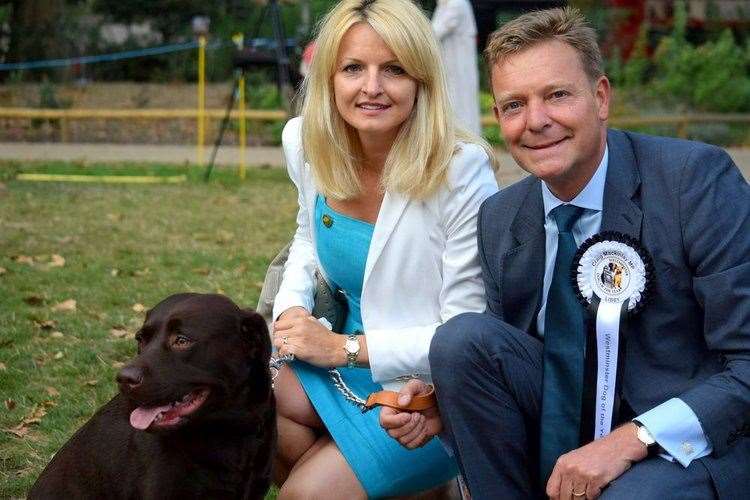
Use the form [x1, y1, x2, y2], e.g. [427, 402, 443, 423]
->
[290, 195, 457, 498]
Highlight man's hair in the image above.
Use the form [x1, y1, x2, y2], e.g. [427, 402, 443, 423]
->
[484, 7, 603, 82]
[299, 0, 495, 201]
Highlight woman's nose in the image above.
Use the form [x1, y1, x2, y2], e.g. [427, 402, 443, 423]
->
[361, 69, 383, 97]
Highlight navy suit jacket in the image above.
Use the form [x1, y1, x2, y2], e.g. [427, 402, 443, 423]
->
[477, 129, 750, 498]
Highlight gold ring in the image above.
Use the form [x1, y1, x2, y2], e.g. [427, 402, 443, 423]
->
[572, 488, 586, 497]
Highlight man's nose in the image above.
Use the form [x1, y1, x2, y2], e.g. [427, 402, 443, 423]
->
[526, 99, 551, 132]
[116, 365, 144, 390]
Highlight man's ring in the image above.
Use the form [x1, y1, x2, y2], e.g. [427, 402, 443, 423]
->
[572, 488, 586, 497]
[282, 336, 289, 345]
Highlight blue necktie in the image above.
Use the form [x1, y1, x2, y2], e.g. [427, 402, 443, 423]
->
[539, 204, 586, 484]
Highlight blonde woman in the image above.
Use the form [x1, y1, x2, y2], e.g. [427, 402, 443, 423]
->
[271, 0, 499, 497]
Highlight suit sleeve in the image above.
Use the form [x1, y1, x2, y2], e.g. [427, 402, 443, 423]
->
[477, 198, 504, 319]
[272, 117, 316, 320]
[675, 145, 750, 458]
[366, 146, 498, 382]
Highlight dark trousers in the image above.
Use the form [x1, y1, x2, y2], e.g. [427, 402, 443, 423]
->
[429, 312, 716, 500]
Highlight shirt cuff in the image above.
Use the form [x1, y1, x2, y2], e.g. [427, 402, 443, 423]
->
[635, 398, 713, 467]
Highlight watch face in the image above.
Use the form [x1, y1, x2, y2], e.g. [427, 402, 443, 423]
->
[637, 425, 655, 446]
[345, 338, 360, 354]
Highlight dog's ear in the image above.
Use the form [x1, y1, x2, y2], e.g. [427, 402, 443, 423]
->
[240, 309, 268, 337]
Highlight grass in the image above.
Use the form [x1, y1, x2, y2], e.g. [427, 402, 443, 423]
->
[0, 161, 297, 497]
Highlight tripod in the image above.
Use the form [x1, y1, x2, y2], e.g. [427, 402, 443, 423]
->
[204, 0, 294, 181]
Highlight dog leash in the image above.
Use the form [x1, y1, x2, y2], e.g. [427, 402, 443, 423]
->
[269, 354, 437, 413]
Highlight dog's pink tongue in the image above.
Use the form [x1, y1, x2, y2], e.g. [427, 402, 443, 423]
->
[130, 405, 171, 430]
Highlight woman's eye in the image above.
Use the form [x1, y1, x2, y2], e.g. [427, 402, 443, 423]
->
[343, 63, 361, 73]
[386, 65, 406, 76]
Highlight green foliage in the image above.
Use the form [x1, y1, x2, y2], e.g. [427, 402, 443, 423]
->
[622, 23, 650, 89]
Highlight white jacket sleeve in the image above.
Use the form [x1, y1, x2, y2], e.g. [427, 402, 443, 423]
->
[272, 117, 316, 320]
[366, 145, 498, 382]
[431, 0, 462, 40]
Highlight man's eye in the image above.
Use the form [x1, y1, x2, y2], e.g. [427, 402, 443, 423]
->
[502, 101, 522, 113]
[551, 90, 568, 99]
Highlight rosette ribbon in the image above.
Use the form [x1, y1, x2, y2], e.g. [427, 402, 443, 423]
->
[572, 231, 653, 442]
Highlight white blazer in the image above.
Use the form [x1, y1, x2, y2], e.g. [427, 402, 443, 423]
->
[273, 117, 498, 391]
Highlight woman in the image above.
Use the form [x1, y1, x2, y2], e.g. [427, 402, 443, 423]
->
[271, 0, 498, 497]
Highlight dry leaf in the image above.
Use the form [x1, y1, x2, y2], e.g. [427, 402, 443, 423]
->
[85, 380, 98, 386]
[50, 331, 64, 338]
[110, 268, 120, 277]
[216, 288, 225, 295]
[132, 268, 150, 277]
[4, 425, 29, 438]
[34, 319, 57, 330]
[54, 351, 64, 360]
[5, 399, 16, 410]
[193, 267, 210, 275]
[112, 361, 125, 369]
[4, 401, 54, 438]
[24, 295, 44, 306]
[45, 387, 60, 397]
[52, 299, 77, 312]
[12, 255, 34, 265]
[49, 254, 66, 267]
[0, 266, 7, 275]
[0, 362, 6, 371]
[106, 213, 122, 222]
[216, 230, 235, 243]
[109, 327, 130, 338]
[132, 303, 146, 313]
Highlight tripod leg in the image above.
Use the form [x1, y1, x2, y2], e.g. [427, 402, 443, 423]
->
[267, 0, 294, 110]
[204, 73, 241, 182]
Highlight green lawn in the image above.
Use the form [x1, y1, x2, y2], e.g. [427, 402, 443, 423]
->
[0, 161, 296, 497]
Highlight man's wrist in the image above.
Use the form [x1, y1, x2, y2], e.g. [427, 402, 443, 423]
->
[615, 422, 649, 461]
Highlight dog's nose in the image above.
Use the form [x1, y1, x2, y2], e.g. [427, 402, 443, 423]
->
[116, 366, 144, 390]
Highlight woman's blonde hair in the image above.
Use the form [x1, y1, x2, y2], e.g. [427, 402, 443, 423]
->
[300, 0, 496, 201]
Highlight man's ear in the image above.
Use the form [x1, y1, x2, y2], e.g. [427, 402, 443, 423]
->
[595, 75, 611, 121]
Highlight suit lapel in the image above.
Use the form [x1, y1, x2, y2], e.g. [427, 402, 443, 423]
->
[502, 179, 546, 334]
[601, 130, 642, 238]
[362, 190, 409, 289]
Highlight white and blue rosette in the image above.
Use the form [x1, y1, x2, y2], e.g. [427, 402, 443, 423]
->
[571, 231, 654, 441]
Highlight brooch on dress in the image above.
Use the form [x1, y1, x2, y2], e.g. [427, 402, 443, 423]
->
[322, 214, 333, 228]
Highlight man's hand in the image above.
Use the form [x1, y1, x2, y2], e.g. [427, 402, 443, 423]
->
[546, 423, 648, 499]
[379, 379, 443, 449]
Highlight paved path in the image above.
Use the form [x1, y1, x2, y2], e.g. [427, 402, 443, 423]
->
[1, 142, 749, 184]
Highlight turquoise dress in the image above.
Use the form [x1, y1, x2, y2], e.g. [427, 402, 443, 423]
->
[290, 195, 457, 498]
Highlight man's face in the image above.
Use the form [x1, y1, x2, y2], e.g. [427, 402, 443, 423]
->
[491, 40, 610, 200]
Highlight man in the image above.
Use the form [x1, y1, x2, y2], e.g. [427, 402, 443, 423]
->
[381, 7, 750, 499]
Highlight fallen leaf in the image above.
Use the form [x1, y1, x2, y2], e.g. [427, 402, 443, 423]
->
[109, 327, 130, 338]
[132, 268, 150, 277]
[216, 230, 235, 243]
[45, 387, 60, 397]
[110, 268, 120, 277]
[3, 425, 29, 438]
[0, 362, 6, 370]
[0, 266, 6, 275]
[5, 399, 16, 410]
[49, 254, 66, 267]
[216, 288, 225, 295]
[54, 351, 64, 360]
[132, 303, 146, 313]
[52, 299, 76, 312]
[112, 361, 125, 369]
[12, 255, 34, 265]
[85, 380, 98, 386]
[34, 319, 57, 330]
[193, 267, 210, 275]
[234, 264, 247, 275]
[50, 331, 64, 338]
[106, 213, 122, 222]
[24, 295, 44, 306]
[3, 401, 53, 437]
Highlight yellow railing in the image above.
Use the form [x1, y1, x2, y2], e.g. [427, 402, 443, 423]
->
[2, 108, 748, 142]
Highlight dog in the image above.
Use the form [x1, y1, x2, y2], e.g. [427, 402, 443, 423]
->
[29, 293, 275, 500]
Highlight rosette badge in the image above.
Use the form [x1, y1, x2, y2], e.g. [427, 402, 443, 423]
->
[571, 231, 653, 441]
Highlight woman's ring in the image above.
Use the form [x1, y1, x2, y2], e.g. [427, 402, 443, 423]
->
[282, 336, 289, 345]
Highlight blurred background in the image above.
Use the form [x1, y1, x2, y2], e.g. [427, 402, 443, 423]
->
[0, 0, 749, 149]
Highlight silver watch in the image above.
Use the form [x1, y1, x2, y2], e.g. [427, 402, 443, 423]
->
[343, 335, 360, 368]
[633, 419, 656, 447]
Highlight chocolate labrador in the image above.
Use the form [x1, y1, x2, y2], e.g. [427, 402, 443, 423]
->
[29, 293, 275, 500]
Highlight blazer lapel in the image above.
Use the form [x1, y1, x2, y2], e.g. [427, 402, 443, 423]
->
[602, 130, 642, 238]
[362, 190, 409, 288]
[502, 179, 546, 334]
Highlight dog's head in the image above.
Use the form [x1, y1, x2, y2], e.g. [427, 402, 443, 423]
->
[116, 293, 271, 432]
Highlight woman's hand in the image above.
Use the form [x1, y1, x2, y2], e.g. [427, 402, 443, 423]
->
[273, 312, 345, 367]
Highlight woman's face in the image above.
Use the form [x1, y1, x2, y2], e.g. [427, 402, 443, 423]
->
[332, 23, 418, 147]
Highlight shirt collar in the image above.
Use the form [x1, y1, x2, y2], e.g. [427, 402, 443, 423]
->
[542, 145, 608, 217]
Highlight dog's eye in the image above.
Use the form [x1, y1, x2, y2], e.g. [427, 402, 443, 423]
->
[171, 334, 194, 350]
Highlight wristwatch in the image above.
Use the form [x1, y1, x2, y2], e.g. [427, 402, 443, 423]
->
[633, 419, 656, 448]
[343, 334, 360, 368]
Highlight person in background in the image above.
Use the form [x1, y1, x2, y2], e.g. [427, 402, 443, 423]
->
[383, 7, 750, 499]
[432, 0, 481, 135]
[271, 0, 498, 498]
